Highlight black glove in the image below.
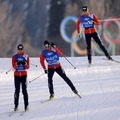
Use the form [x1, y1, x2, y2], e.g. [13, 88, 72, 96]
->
[88, 20, 94, 24]
[21, 61, 26, 65]
[17, 61, 26, 66]
[78, 33, 81, 38]
[51, 42, 56, 48]
[16, 61, 21, 65]
[44, 69, 48, 74]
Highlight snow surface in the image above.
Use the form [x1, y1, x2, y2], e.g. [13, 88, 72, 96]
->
[0, 56, 120, 120]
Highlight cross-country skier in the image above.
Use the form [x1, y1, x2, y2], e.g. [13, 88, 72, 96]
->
[76, 5, 113, 64]
[40, 40, 79, 99]
[12, 44, 30, 111]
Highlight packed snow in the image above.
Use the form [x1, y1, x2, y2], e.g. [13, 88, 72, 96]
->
[0, 56, 120, 120]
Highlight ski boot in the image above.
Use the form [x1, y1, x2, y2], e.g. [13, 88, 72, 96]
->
[106, 55, 113, 60]
[88, 60, 92, 65]
[25, 105, 29, 112]
[14, 105, 18, 112]
[49, 94, 54, 99]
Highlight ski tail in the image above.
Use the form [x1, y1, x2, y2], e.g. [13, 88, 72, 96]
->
[102, 58, 120, 63]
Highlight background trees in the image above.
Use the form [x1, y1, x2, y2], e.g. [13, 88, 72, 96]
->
[0, 0, 120, 57]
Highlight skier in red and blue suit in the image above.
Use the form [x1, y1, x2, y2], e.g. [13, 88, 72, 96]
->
[12, 44, 30, 111]
[40, 40, 78, 99]
[76, 6, 112, 64]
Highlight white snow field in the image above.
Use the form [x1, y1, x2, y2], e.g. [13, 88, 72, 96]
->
[0, 56, 120, 120]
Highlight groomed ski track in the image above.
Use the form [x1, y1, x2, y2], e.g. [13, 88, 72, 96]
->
[0, 56, 120, 120]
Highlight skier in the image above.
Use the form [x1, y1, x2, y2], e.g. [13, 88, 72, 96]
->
[12, 44, 30, 111]
[76, 5, 113, 64]
[40, 40, 79, 99]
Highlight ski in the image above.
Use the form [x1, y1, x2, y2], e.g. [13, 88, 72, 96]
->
[9, 112, 15, 117]
[88, 63, 91, 67]
[9, 109, 28, 117]
[9, 109, 19, 117]
[41, 94, 81, 103]
[88, 62, 93, 67]
[20, 111, 28, 116]
[41, 98, 55, 103]
[102, 58, 120, 63]
[41, 99, 51, 103]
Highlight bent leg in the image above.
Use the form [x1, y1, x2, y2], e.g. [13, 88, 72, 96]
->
[48, 68, 55, 94]
[56, 67, 76, 91]
[92, 32, 109, 56]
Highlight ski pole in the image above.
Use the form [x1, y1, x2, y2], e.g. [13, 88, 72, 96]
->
[30, 63, 38, 67]
[100, 18, 120, 22]
[29, 73, 45, 83]
[62, 56, 76, 69]
[6, 67, 13, 74]
[57, 48, 76, 69]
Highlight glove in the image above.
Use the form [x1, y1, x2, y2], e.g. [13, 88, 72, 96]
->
[88, 20, 94, 24]
[21, 61, 26, 65]
[78, 33, 81, 38]
[16, 61, 21, 65]
[16, 61, 26, 66]
[51, 42, 56, 48]
[44, 69, 48, 74]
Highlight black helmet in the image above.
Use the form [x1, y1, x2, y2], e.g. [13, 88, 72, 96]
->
[44, 40, 50, 48]
[82, 6, 88, 12]
[17, 44, 24, 50]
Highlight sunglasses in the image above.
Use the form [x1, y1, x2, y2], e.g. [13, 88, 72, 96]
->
[44, 44, 51, 48]
[18, 48, 23, 50]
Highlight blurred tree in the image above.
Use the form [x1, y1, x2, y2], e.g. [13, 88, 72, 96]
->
[71, 0, 83, 8]
[48, 0, 65, 37]
[104, 0, 120, 17]
[88, 0, 105, 19]
[65, 0, 83, 16]
[0, 1, 29, 57]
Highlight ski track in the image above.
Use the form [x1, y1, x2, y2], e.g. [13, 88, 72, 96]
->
[0, 56, 120, 120]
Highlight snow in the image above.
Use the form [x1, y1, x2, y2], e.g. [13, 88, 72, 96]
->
[0, 56, 120, 120]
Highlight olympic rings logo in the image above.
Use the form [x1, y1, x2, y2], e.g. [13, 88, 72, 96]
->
[60, 16, 120, 55]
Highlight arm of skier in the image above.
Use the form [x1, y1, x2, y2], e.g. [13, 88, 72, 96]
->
[40, 53, 46, 69]
[54, 47, 63, 56]
[12, 56, 18, 69]
[93, 14, 100, 25]
[50, 42, 63, 56]
[76, 18, 81, 34]
[25, 56, 30, 69]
